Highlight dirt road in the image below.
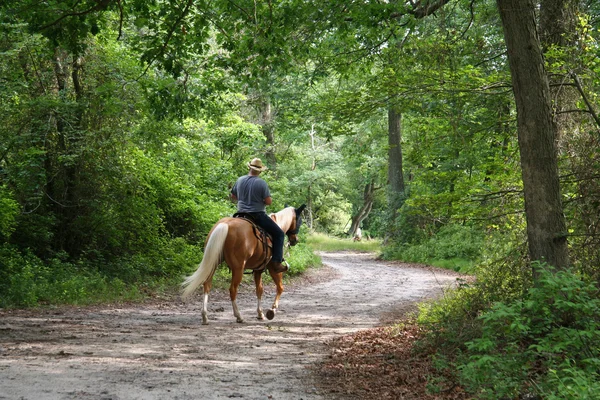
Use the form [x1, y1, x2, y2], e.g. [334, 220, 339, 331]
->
[0, 251, 461, 400]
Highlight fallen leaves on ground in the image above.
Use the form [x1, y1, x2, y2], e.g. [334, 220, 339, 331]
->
[315, 322, 472, 399]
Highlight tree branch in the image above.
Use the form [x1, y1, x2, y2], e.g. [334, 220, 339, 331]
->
[409, 0, 453, 19]
[570, 71, 600, 137]
[38, 0, 112, 31]
[136, 0, 195, 79]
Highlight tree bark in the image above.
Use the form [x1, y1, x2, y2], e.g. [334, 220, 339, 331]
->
[496, 0, 570, 269]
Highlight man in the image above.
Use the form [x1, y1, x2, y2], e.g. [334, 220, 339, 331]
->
[230, 158, 287, 273]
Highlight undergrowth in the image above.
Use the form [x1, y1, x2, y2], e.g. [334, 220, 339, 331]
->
[382, 224, 483, 274]
[417, 262, 600, 398]
[1, 225, 323, 308]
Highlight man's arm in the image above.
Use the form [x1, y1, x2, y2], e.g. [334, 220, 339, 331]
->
[264, 196, 272, 206]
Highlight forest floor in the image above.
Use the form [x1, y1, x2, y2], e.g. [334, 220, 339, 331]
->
[0, 251, 470, 400]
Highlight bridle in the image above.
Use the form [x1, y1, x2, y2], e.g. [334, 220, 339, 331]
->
[285, 205, 305, 242]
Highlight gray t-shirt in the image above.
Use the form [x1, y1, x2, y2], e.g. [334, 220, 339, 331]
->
[231, 175, 271, 213]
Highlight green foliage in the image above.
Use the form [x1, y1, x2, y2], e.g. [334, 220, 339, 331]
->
[456, 263, 600, 398]
[0, 186, 18, 239]
[0, 244, 140, 307]
[383, 224, 484, 273]
[306, 232, 382, 253]
[284, 229, 322, 274]
[416, 280, 488, 354]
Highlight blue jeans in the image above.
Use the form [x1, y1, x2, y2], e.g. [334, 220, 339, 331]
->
[251, 212, 285, 263]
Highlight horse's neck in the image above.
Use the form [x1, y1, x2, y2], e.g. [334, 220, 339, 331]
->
[271, 209, 292, 232]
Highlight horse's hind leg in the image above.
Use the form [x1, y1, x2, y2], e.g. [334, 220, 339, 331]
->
[230, 268, 245, 323]
[254, 271, 265, 320]
[201, 280, 212, 325]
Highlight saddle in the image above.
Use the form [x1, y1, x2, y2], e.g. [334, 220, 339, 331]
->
[232, 213, 272, 272]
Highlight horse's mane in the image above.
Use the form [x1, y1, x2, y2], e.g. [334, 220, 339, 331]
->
[270, 207, 295, 231]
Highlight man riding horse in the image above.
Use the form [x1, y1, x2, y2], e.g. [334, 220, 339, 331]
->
[182, 158, 304, 323]
[230, 158, 287, 273]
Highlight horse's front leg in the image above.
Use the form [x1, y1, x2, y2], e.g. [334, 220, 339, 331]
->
[254, 271, 265, 320]
[268, 270, 285, 312]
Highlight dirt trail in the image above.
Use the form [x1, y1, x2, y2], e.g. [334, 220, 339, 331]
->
[0, 252, 462, 400]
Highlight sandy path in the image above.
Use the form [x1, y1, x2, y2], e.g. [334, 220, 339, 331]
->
[0, 251, 461, 400]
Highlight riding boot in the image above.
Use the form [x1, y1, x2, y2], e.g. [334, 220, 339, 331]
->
[270, 260, 288, 273]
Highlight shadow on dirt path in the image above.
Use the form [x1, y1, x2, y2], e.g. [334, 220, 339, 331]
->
[0, 251, 463, 400]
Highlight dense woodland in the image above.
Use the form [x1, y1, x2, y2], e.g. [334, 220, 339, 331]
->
[1, 0, 600, 397]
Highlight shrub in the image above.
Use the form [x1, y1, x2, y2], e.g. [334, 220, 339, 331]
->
[383, 223, 484, 272]
[457, 263, 600, 398]
[0, 186, 18, 239]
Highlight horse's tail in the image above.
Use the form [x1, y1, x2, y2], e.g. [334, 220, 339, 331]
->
[181, 223, 229, 299]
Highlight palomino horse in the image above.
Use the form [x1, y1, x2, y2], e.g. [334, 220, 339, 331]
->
[182, 204, 306, 324]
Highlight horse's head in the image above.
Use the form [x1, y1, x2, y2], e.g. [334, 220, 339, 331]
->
[286, 204, 306, 246]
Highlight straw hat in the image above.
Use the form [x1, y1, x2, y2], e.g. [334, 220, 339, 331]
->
[247, 158, 268, 172]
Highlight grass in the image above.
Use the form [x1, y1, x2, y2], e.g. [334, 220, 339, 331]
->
[306, 232, 382, 253]
[427, 258, 475, 274]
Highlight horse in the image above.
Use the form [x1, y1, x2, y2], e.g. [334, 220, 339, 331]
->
[181, 204, 306, 324]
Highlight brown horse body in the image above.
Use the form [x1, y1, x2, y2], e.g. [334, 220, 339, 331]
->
[182, 205, 305, 324]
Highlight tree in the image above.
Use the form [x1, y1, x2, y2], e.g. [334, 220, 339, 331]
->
[496, 0, 570, 269]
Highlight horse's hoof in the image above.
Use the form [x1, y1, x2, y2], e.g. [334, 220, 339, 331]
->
[236, 318, 244, 323]
[266, 309, 275, 320]
[257, 313, 265, 320]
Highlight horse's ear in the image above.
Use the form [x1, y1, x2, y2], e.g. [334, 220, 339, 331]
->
[296, 204, 306, 214]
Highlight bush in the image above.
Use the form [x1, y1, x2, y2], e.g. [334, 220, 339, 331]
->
[457, 263, 600, 398]
[0, 240, 199, 307]
[383, 223, 484, 272]
[0, 185, 18, 239]
[286, 241, 321, 276]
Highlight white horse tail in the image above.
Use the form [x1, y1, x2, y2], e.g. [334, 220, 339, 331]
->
[181, 223, 229, 299]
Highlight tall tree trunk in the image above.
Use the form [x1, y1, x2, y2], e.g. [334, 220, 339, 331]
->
[388, 107, 405, 195]
[51, 47, 71, 252]
[539, 0, 579, 50]
[384, 106, 406, 243]
[388, 106, 405, 219]
[306, 125, 318, 230]
[496, 0, 570, 270]
[260, 98, 277, 171]
[540, 0, 581, 142]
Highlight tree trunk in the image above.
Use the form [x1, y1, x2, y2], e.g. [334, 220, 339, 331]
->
[348, 181, 375, 237]
[496, 0, 570, 269]
[260, 98, 277, 171]
[540, 0, 581, 143]
[539, 0, 579, 50]
[388, 107, 405, 196]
